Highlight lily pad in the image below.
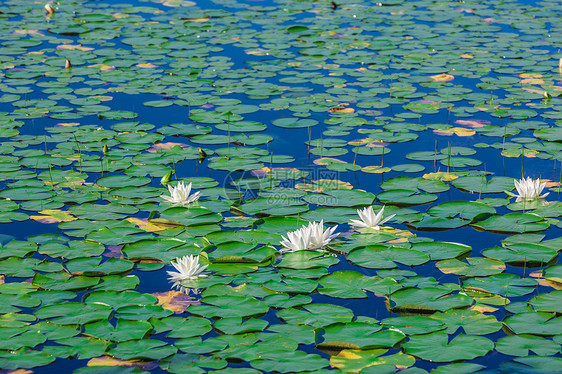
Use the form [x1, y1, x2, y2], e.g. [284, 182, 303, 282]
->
[473, 213, 550, 234]
[495, 334, 561, 356]
[277, 304, 354, 328]
[389, 287, 473, 313]
[318, 322, 406, 350]
[348, 245, 430, 269]
[503, 312, 562, 335]
[403, 332, 494, 362]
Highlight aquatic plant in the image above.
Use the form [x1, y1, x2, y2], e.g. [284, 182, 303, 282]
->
[350, 205, 395, 231]
[280, 220, 339, 252]
[512, 177, 549, 202]
[167, 255, 208, 290]
[161, 181, 201, 206]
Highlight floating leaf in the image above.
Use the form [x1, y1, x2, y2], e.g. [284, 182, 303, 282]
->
[330, 349, 415, 373]
[348, 245, 429, 269]
[277, 304, 354, 328]
[109, 339, 177, 360]
[188, 295, 269, 318]
[437, 257, 505, 277]
[503, 312, 562, 335]
[381, 316, 445, 335]
[495, 334, 561, 357]
[318, 322, 406, 350]
[0, 348, 55, 370]
[390, 287, 474, 312]
[473, 213, 550, 234]
[403, 332, 494, 362]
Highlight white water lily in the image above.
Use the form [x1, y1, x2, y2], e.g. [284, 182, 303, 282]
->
[350, 206, 395, 230]
[280, 220, 339, 253]
[161, 181, 201, 206]
[513, 177, 549, 202]
[167, 255, 208, 290]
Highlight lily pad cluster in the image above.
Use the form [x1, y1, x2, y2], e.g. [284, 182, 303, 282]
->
[1, 0, 562, 373]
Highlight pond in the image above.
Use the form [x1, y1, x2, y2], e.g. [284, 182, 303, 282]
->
[0, 0, 562, 373]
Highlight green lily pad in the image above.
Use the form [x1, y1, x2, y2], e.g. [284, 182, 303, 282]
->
[437, 257, 506, 277]
[403, 332, 494, 362]
[428, 200, 496, 221]
[84, 290, 157, 309]
[263, 277, 318, 294]
[410, 241, 471, 261]
[390, 287, 473, 313]
[150, 316, 212, 339]
[462, 274, 537, 297]
[381, 316, 446, 335]
[109, 339, 177, 360]
[44, 336, 111, 359]
[83, 319, 152, 342]
[250, 350, 329, 373]
[511, 356, 562, 372]
[0, 257, 62, 278]
[0, 328, 46, 350]
[317, 271, 372, 299]
[303, 189, 375, 207]
[495, 334, 561, 356]
[65, 257, 134, 276]
[276, 251, 339, 270]
[214, 317, 268, 335]
[330, 349, 415, 373]
[0, 347, 55, 370]
[122, 238, 199, 262]
[473, 213, 550, 234]
[0, 240, 37, 259]
[262, 294, 312, 309]
[32, 272, 100, 291]
[277, 304, 354, 328]
[452, 176, 516, 194]
[503, 312, 562, 335]
[159, 353, 227, 372]
[481, 242, 557, 266]
[267, 324, 316, 345]
[348, 245, 430, 269]
[39, 240, 105, 259]
[529, 290, 562, 313]
[377, 189, 437, 206]
[318, 323, 406, 350]
[35, 302, 112, 325]
[273, 117, 318, 128]
[430, 309, 502, 335]
[407, 215, 467, 231]
[188, 295, 269, 318]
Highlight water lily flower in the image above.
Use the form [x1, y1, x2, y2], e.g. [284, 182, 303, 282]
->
[161, 181, 200, 206]
[280, 220, 339, 253]
[513, 177, 549, 202]
[350, 206, 395, 230]
[167, 255, 208, 290]
[45, 3, 56, 14]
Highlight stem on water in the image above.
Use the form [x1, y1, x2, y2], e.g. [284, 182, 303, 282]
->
[521, 152, 524, 179]
[446, 143, 451, 174]
[48, 163, 53, 190]
[73, 134, 82, 174]
[434, 140, 438, 172]
[270, 153, 273, 190]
